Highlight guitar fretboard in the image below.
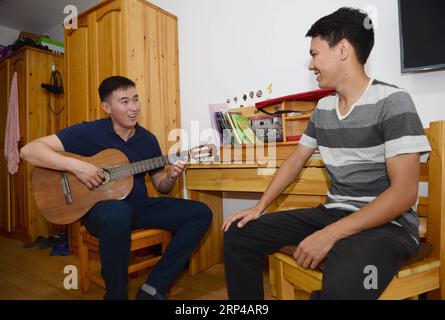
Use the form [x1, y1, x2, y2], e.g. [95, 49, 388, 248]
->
[107, 150, 190, 180]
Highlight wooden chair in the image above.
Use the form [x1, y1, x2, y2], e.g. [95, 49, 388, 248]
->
[76, 222, 171, 293]
[269, 120, 445, 300]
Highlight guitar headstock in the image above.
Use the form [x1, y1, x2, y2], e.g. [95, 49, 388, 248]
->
[188, 143, 217, 162]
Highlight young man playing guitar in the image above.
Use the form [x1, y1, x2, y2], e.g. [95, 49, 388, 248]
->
[20, 76, 213, 300]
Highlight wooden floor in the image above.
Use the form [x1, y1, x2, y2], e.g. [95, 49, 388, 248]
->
[0, 236, 276, 300]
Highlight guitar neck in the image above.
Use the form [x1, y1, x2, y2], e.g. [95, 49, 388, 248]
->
[108, 150, 190, 180]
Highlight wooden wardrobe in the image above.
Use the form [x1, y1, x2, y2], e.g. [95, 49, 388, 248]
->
[0, 47, 66, 242]
[64, 0, 182, 252]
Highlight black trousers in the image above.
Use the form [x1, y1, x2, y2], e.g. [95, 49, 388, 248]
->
[84, 197, 212, 300]
[224, 205, 419, 300]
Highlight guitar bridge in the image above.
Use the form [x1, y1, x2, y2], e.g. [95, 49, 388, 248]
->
[60, 172, 73, 204]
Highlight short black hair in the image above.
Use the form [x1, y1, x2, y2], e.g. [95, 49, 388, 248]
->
[306, 7, 375, 64]
[98, 76, 136, 102]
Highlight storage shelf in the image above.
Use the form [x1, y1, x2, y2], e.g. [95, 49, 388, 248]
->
[283, 113, 312, 121]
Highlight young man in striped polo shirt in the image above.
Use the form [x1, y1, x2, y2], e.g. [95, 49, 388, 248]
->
[222, 7, 431, 299]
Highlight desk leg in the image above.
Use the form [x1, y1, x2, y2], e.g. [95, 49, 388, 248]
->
[189, 190, 223, 276]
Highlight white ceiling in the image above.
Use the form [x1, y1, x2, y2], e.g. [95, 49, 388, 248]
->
[0, 0, 100, 33]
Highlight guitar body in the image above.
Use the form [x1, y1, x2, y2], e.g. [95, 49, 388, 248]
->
[32, 149, 133, 225]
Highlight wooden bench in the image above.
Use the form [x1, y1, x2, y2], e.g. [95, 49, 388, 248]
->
[269, 120, 445, 300]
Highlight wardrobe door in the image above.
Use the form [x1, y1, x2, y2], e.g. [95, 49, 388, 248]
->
[89, 0, 124, 120]
[9, 52, 29, 241]
[26, 50, 64, 239]
[65, 14, 91, 125]
[0, 59, 11, 233]
[126, 1, 182, 198]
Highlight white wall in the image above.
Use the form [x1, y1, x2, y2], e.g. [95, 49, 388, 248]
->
[147, 0, 445, 218]
[0, 25, 20, 46]
[42, 0, 102, 42]
[151, 0, 445, 130]
[43, 23, 65, 43]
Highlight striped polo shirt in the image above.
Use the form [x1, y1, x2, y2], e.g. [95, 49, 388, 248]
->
[299, 78, 431, 243]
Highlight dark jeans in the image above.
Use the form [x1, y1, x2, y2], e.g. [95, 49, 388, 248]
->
[224, 205, 419, 300]
[83, 197, 212, 300]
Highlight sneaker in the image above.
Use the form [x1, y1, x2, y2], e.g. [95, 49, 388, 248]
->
[49, 241, 69, 256]
[135, 285, 166, 300]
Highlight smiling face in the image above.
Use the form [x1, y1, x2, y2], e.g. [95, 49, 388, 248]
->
[101, 86, 141, 132]
[308, 36, 346, 89]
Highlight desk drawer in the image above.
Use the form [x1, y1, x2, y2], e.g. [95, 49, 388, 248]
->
[186, 167, 329, 195]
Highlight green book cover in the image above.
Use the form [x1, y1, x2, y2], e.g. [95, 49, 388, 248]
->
[231, 114, 256, 144]
[223, 111, 241, 145]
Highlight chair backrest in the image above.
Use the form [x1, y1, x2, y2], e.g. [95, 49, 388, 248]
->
[422, 121, 445, 264]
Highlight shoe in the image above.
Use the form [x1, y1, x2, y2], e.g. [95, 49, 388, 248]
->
[49, 232, 67, 246]
[22, 233, 67, 249]
[23, 236, 47, 248]
[49, 241, 69, 256]
[135, 287, 166, 300]
[38, 237, 53, 249]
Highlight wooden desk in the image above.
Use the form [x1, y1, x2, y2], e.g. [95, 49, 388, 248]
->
[185, 144, 329, 275]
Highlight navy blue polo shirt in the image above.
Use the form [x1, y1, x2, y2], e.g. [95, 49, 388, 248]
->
[56, 117, 164, 199]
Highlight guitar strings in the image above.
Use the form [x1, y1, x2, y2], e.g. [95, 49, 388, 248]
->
[105, 151, 189, 181]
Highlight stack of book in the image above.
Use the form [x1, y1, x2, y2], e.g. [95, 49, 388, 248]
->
[213, 111, 256, 145]
[209, 104, 285, 146]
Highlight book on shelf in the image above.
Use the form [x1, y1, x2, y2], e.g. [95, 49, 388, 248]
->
[224, 111, 242, 145]
[210, 104, 312, 146]
[208, 104, 228, 145]
[35, 37, 64, 54]
[230, 113, 256, 144]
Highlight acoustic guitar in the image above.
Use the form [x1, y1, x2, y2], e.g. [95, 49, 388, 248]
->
[31, 144, 216, 225]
